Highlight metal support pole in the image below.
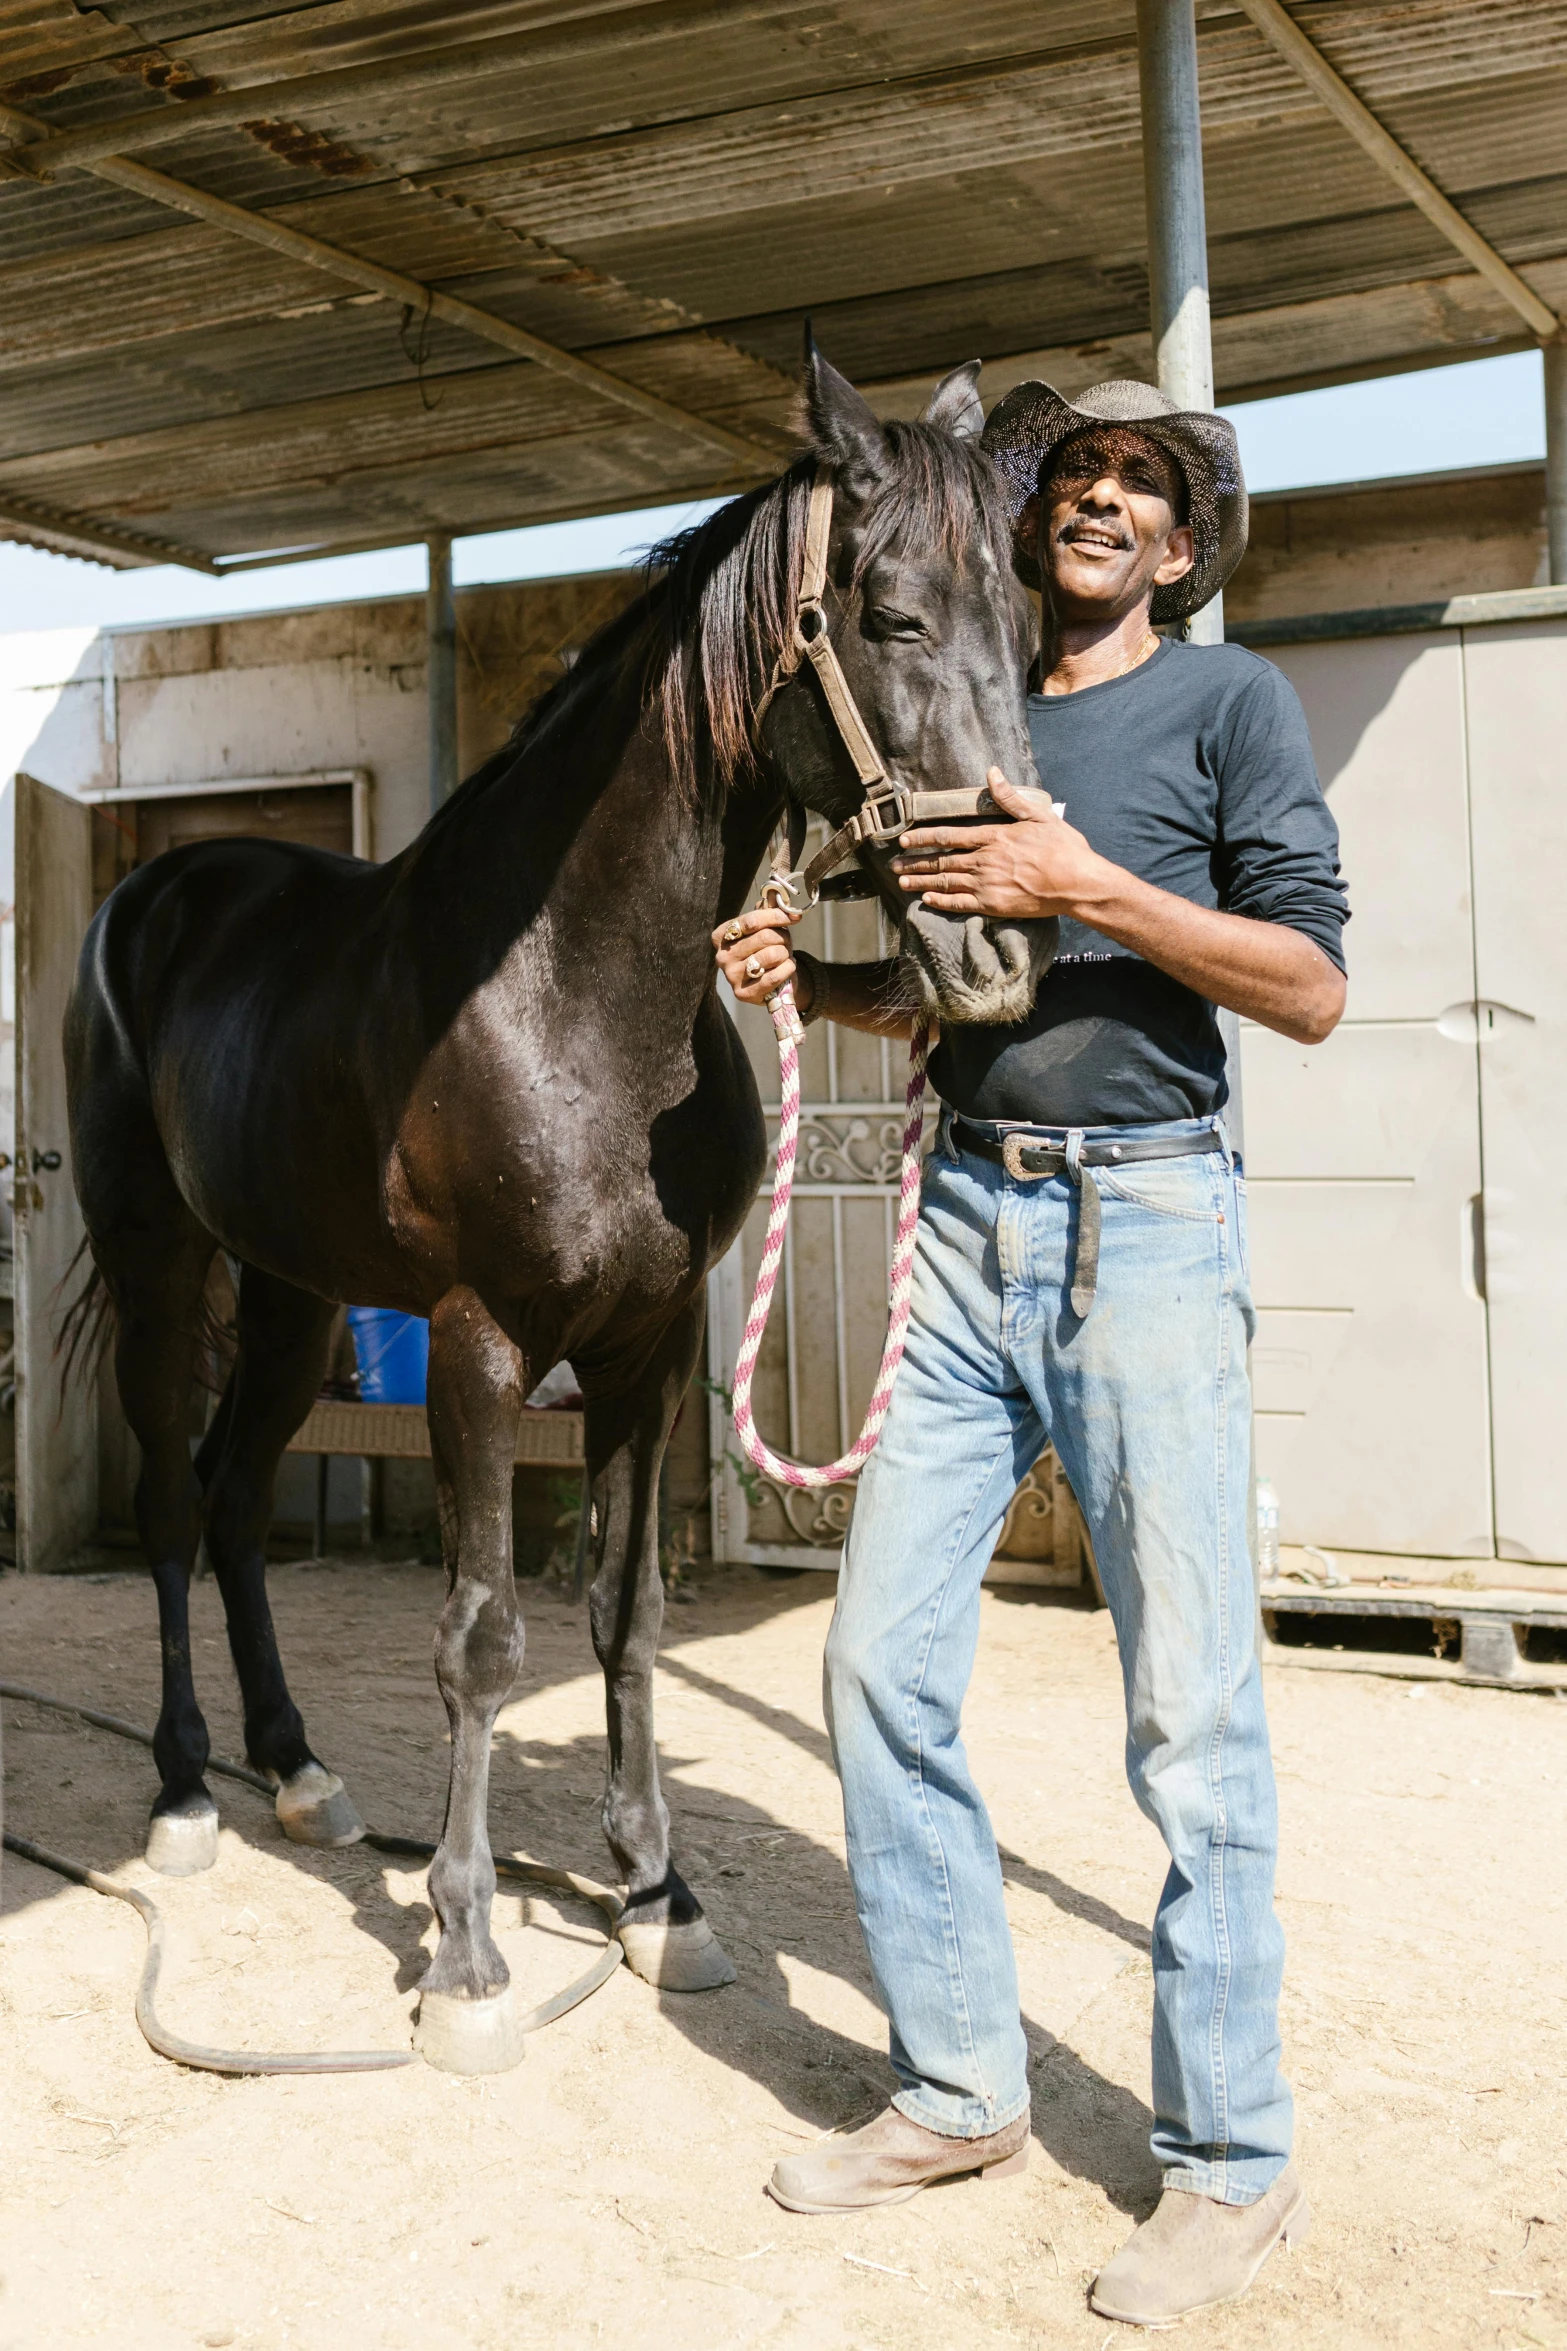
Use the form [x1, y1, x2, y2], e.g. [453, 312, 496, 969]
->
[1546, 339, 1567, 587]
[1137, 0, 1250, 1551]
[1136, 0, 1241, 1113]
[1136, 0, 1222, 647]
[1138, 0, 1244, 1137]
[427, 533, 458, 813]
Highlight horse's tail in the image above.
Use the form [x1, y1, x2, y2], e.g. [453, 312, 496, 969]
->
[56, 1240, 238, 1401]
[57, 1238, 115, 1390]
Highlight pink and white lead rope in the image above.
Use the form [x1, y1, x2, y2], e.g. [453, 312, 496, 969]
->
[730, 980, 930, 1488]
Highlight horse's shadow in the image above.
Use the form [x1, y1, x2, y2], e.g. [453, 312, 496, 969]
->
[195, 1658, 1158, 2216]
[3, 1569, 1159, 2218]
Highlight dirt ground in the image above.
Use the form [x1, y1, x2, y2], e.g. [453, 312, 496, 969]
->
[3, 1557, 1565, 2351]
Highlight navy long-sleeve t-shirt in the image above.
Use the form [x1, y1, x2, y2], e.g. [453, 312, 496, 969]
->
[928, 639, 1350, 1129]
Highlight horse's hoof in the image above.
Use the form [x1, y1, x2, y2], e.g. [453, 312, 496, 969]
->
[414, 1986, 527, 2076]
[272, 1762, 365, 1849]
[617, 1915, 737, 1992]
[146, 1799, 219, 1877]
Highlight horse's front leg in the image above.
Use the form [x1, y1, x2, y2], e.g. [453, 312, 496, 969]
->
[586, 1293, 735, 1992]
[413, 1288, 528, 2075]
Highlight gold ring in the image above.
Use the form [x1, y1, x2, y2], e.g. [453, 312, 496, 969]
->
[723, 920, 744, 946]
[745, 955, 764, 981]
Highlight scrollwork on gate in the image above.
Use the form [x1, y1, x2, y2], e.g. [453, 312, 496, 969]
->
[754, 1475, 857, 1548]
[766, 1107, 939, 1187]
[809, 1115, 902, 1184]
[996, 1458, 1054, 1560]
[747, 1449, 1078, 1569]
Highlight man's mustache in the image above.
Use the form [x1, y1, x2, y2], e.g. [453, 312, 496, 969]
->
[1057, 517, 1134, 552]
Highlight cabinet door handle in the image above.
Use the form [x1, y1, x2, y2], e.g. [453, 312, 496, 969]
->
[31, 1149, 61, 1173]
[1468, 1193, 1487, 1301]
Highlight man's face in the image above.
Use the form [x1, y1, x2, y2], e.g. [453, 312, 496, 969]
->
[1026, 429, 1195, 623]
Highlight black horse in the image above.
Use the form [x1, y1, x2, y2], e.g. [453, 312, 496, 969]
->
[63, 345, 1054, 2071]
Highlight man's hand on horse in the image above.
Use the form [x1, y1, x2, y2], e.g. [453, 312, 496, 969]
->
[712, 901, 812, 1011]
[893, 766, 1108, 920]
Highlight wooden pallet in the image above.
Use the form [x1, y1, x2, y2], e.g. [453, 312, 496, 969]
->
[286, 1401, 583, 1466]
[1261, 1578, 1567, 1690]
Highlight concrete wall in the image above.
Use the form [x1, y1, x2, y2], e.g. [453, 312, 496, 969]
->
[1227, 461, 1547, 624]
[0, 569, 641, 883]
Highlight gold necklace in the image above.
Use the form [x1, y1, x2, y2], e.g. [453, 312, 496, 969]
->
[1041, 627, 1162, 695]
[1106, 627, 1161, 681]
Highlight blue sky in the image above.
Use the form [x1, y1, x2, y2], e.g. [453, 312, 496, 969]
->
[0, 347, 1546, 638]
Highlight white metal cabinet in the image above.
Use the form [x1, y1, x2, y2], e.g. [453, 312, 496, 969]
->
[1461, 622, 1567, 1564]
[1251, 634, 1493, 1557]
[1243, 1024, 1492, 1555]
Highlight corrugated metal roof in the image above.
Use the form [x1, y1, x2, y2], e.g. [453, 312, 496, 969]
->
[1, 0, 1564, 568]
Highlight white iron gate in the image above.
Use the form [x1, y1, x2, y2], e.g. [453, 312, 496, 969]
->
[705, 843, 1091, 1585]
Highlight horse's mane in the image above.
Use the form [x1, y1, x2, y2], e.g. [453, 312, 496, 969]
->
[647, 421, 1012, 801]
[434, 418, 1011, 825]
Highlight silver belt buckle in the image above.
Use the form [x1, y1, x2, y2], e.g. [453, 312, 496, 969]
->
[1002, 1132, 1051, 1181]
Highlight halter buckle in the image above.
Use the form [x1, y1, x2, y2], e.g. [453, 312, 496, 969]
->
[848, 783, 912, 845]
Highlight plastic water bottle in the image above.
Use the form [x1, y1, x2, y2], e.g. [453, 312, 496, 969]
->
[1256, 1477, 1281, 1577]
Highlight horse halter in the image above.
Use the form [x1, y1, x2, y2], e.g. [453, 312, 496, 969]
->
[757, 467, 1002, 913]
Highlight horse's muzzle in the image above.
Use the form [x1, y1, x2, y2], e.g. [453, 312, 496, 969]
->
[900, 903, 1058, 1027]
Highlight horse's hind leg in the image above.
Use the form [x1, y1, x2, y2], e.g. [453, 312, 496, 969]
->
[585, 1293, 735, 1992]
[203, 1265, 364, 1849]
[414, 1286, 527, 2075]
[101, 1210, 221, 1875]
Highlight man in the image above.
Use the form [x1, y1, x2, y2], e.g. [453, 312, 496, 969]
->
[714, 379, 1348, 2327]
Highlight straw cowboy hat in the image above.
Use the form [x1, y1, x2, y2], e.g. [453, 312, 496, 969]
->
[981, 377, 1248, 624]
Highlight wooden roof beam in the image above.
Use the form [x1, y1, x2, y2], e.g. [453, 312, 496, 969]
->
[1233, 0, 1562, 343]
[0, 102, 779, 478]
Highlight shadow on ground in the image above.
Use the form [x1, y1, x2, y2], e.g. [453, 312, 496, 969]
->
[3, 1557, 1158, 2214]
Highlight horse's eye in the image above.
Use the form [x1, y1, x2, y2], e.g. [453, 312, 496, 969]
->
[869, 607, 927, 641]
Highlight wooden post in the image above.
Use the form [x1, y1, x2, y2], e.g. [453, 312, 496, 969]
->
[1546, 339, 1567, 587]
[427, 532, 458, 813]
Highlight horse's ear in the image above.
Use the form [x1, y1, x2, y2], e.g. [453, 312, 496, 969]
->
[802, 324, 885, 479]
[923, 361, 984, 439]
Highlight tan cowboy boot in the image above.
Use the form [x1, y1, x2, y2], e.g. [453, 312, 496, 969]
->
[1090, 2163, 1310, 2326]
[766, 2104, 1029, 2213]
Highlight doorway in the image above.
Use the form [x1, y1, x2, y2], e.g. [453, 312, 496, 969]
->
[10, 767, 374, 1569]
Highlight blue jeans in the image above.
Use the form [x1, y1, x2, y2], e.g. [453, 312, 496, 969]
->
[823, 1116, 1292, 2205]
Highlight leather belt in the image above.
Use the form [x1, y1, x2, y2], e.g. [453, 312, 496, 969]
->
[950, 1117, 1226, 1319]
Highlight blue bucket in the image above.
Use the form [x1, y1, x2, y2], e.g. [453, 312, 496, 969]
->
[347, 1306, 429, 1405]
